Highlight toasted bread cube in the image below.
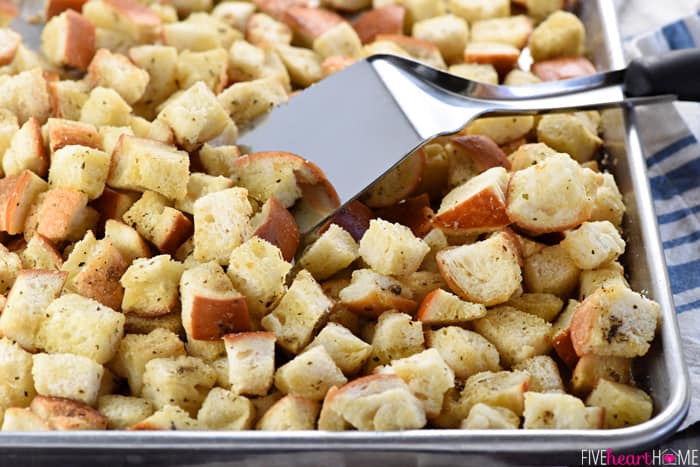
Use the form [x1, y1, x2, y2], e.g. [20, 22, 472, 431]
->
[463, 42, 520, 76]
[396, 270, 446, 303]
[312, 22, 362, 59]
[507, 153, 592, 234]
[418, 228, 448, 273]
[523, 392, 603, 429]
[256, 395, 319, 430]
[274, 44, 323, 88]
[185, 338, 226, 364]
[537, 114, 602, 163]
[448, 63, 498, 84]
[534, 56, 594, 81]
[227, 39, 266, 82]
[585, 171, 625, 227]
[0, 270, 66, 351]
[323, 0, 370, 12]
[447, 0, 508, 22]
[48, 145, 109, 200]
[213, 1, 255, 29]
[2, 117, 47, 178]
[87, 49, 148, 104]
[32, 353, 103, 406]
[561, 221, 625, 271]
[197, 144, 240, 178]
[161, 20, 219, 52]
[512, 355, 564, 393]
[28, 189, 94, 243]
[365, 311, 424, 371]
[93, 27, 133, 54]
[35, 293, 124, 364]
[46, 119, 100, 154]
[471, 15, 532, 49]
[129, 404, 199, 430]
[571, 354, 631, 396]
[196, 387, 255, 430]
[0, 69, 51, 125]
[97, 395, 153, 429]
[504, 69, 542, 86]
[103, 219, 151, 263]
[261, 270, 332, 354]
[461, 403, 520, 429]
[230, 151, 307, 208]
[274, 346, 347, 400]
[122, 191, 193, 255]
[529, 11, 585, 62]
[298, 224, 358, 281]
[473, 306, 552, 367]
[80, 87, 132, 127]
[282, 6, 344, 47]
[522, 244, 580, 298]
[586, 379, 652, 428]
[97, 126, 132, 155]
[505, 292, 564, 322]
[0, 109, 19, 163]
[339, 268, 416, 317]
[193, 187, 252, 265]
[224, 332, 276, 396]
[41, 10, 95, 71]
[426, 326, 500, 379]
[460, 370, 530, 418]
[358, 219, 429, 277]
[0, 245, 21, 294]
[305, 322, 372, 376]
[158, 82, 229, 149]
[551, 299, 580, 368]
[325, 374, 426, 430]
[1, 407, 50, 431]
[0, 170, 48, 235]
[0, 28, 20, 66]
[437, 231, 521, 306]
[412, 14, 468, 64]
[120, 255, 183, 317]
[108, 135, 189, 201]
[416, 289, 487, 325]
[571, 283, 659, 358]
[141, 355, 216, 416]
[0, 337, 36, 413]
[110, 328, 185, 395]
[249, 196, 300, 262]
[83, 0, 161, 43]
[465, 115, 533, 148]
[29, 395, 107, 430]
[218, 77, 288, 127]
[317, 386, 350, 430]
[227, 237, 291, 319]
[128, 45, 178, 118]
[175, 48, 229, 93]
[184, 11, 242, 47]
[579, 261, 628, 301]
[245, 12, 291, 46]
[123, 310, 182, 335]
[374, 34, 446, 69]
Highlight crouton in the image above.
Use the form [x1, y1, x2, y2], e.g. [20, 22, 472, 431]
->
[504, 69, 542, 86]
[374, 34, 446, 69]
[0, 0, 16, 26]
[437, 231, 521, 306]
[48, 145, 110, 200]
[551, 299, 580, 368]
[41, 10, 96, 71]
[282, 6, 344, 47]
[325, 374, 426, 430]
[218, 77, 288, 127]
[523, 392, 603, 429]
[417, 289, 487, 325]
[246, 12, 292, 46]
[46, 119, 100, 154]
[426, 326, 500, 379]
[505, 292, 564, 322]
[522, 244, 580, 298]
[0, 28, 20, 66]
[305, 322, 372, 376]
[529, 10, 585, 62]
[261, 270, 332, 353]
[578, 261, 628, 300]
[585, 171, 626, 227]
[373, 194, 433, 239]
[32, 353, 103, 406]
[249, 196, 299, 262]
[213, 1, 256, 29]
[98, 395, 154, 429]
[586, 379, 653, 429]
[83, 0, 161, 44]
[123, 311, 182, 336]
[570, 283, 660, 358]
[508, 142, 558, 171]
[127, 45, 178, 118]
[46, 79, 88, 120]
[0, 244, 21, 294]
[561, 221, 625, 271]
[536, 113, 602, 163]
[411, 14, 468, 64]
[29, 395, 107, 430]
[224, 332, 276, 396]
[275, 44, 323, 88]
[227, 39, 266, 82]
[160, 19, 219, 52]
[461, 403, 520, 429]
[365, 311, 424, 371]
[447, 0, 508, 22]
[196, 144, 240, 178]
[0, 170, 48, 235]
[471, 15, 532, 49]
[87, 49, 149, 105]
[465, 116, 534, 147]
[0, 270, 67, 351]
[256, 395, 320, 430]
[352, 5, 403, 45]
[396, 270, 446, 304]
[121, 255, 183, 317]
[197, 387, 255, 430]
[2, 117, 47, 178]
[1, 408, 50, 431]
[184, 338, 226, 364]
[312, 21, 362, 59]
[172, 172, 231, 217]
[460, 370, 530, 418]
[103, 219, 151, 263]
[129, 404, 200, 430]
[507, 153, 592, 234]
[360, 149, 425, 209]
[570, 354, 631, 396]
[122, 191, 193, 255]
[463, 42, 520, 76]
[298, 224, 358, 281]
[27, 189, 94, 243]
[275, 346, 347, 400]
[358, 219, 429, 277]
[80, 87, 132, 127]
[512, 356, 564, 393]
[0, 109, 18, 163]
[448, 63, 498, 84]
[0, 69, 51, 125]
[0, 337, 36, 413]
[338, 269, 416, 317]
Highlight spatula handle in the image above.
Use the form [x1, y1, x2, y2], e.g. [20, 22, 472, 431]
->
[625, 49, 700, 102]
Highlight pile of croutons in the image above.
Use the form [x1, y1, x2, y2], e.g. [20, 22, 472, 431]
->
[0, 0, 658, 432]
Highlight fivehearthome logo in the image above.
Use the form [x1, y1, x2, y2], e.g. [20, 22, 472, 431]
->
[581, 449, 699, 466]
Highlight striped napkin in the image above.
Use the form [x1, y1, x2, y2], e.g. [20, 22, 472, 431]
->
[625, 12, 700, 431]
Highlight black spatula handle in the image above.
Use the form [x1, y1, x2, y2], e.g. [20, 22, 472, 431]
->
[625, 49, 700, 102]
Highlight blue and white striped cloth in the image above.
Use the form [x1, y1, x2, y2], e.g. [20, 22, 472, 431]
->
[625, 11, 700, 430]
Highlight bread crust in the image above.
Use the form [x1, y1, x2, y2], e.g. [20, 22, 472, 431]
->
[352, 4, 404, 44]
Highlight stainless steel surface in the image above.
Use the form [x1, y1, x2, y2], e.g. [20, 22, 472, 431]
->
[3, 0, 690, 464]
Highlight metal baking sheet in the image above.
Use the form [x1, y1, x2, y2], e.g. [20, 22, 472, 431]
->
[1, 0, 690, 464]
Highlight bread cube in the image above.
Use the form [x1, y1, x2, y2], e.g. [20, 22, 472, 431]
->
[0, 28, 20, 66]
[246, 12, 292, 46]
[282, 6, 344, 47]
[460, 370, 530, 418]
[504, 69, 542, 86]
[32, 353, 103, 406]
[365, 311, 424, 371]
[193, 187, 252, 265]
[298, 224, 358, 281]
[108, 135, 189, 201]
[0, 169, 48, 235]
[447, 0, 508, 22]
[551, 299, 580, 368]
[523, 391, 603, 429]
[571, 354, 631, 396]
[529, 11, 585, 62]
[2, 117, 47, 178]
[98, 395, 154, 429]
[275, 44, 323, 88]
[185, 338, 226, 365]
[448, 63, 498, 84]
[461, 403, 520, 429]
[197, 144, 240, 178]
[275, 346, 347, 400]
[27, 189, 95, 244]
[48, 145, 110, 200]
[125, 46, 176, 117]
[161, 19, 219, 51]
[0, 245, 21, 294]
[46, 119, 100, 154]
[83, 0, 161, 43]
[87, 49, 149, 104]
[29, 395, 108, 430]
[261, 270, 332, 353]
[0, 109, 18, 163]
[463, 42, 520, 76]
[227, 237, 291, 319]
[197, 387, 255, 430]
[121, 255, 183, 317]
[103, 219, 151, 263]
[0, 337, 36, 412]
[223, 332, 276, 396]
[0, 270, 66, 351]
[1, 407, 50, 431]
[129, 404, 200, 430]
[416, 289, 487, 325]
[426, 326, 500, 379]
[537, 114, 602, 163]
[586, 171, 626, 227]
[570, 283, 659, 358]
[505, 292, 564, 322]
[325, 374, 426, 430]
[339, 268, 417, 317]
[358, 219, 429, 277]
[534, 56, 593, 82]
[586, 379, 652, 428]
[411, 14, 468, 64]
[471, 15, 532, 49]
[80, 87, 132, 127]
[35, 293, 124, 364]
[561, 221, 625, 271]
[512, 355, 564, 393]
[256, 395, 319, 430]
[0, 68, 51, 125]
[305, 322, 372, 375]
[41, 10, 95, 71]
[110, 328, 185, 395]
[123, 310, 183, 336]
[311, 21, 362, 60]
[122, 191, 193, 255]
[437, 231, 521, 306]
[522, 244, 581, 297]
[579, 261, 628, 300]
[218, 77, 288, 127]
[248, 196, 300, 262]
[175, 47, 229, 93]
[213, 1, 255, 31]
[227, 39, 266, 82]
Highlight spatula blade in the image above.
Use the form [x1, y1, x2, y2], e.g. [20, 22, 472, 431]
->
[237, 59, 424, 205]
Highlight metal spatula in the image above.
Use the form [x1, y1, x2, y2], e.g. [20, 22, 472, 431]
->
[238, 51, 700, 229]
